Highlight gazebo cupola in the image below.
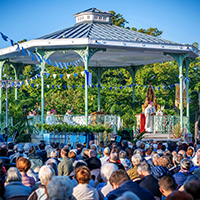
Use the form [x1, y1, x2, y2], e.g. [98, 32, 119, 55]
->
[73, 8, 113, 25]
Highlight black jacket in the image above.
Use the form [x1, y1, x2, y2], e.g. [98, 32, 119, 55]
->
[139, 174, 162, 197]
[85, 157, 101, 171]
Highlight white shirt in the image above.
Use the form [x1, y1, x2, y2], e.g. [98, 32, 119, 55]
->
[100, 156, 109, 166]
[72, 183, 99, 200]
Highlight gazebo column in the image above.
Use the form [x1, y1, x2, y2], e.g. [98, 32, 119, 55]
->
[75, 47, 103, 125]
[0, 60, 6, 114]
[165, 53, 188, 131]
[36, 50, 54, 138]
[97, 67, 101, 111]
[126, 66, 140, 103]
[184, 58, 195, 134]
[41, 60, 45, 139]
[84, 50, 89, 125]
[10, 64, 18, 100]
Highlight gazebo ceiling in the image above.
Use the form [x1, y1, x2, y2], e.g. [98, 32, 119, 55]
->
[0, 8, 198, 66]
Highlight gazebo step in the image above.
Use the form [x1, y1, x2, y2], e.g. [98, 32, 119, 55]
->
[141, 133, 179, 142]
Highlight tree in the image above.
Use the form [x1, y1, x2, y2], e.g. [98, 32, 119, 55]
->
[138, 27, 163, 37]
[109, 10, 129, 28]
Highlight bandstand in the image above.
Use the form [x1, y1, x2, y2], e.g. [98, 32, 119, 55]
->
[0, 8, 198, 140]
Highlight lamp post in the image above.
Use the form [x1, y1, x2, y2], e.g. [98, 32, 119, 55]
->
[189, 90, 200, 140]
[0, 80, 20, 139]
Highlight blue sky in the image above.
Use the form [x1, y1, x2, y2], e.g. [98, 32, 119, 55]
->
[0, 0, 199, 49]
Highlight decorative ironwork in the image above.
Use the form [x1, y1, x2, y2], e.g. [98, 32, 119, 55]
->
[154, 115, 189, 134]
[30, 114, 120, 135]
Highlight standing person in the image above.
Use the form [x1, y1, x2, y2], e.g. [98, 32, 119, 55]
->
[45, 111, 52, 125]
[145, 101, 156, 133]
[58, 147, 73, 176]
[100, 147, 110, 166]
[66, 109, 71, 116]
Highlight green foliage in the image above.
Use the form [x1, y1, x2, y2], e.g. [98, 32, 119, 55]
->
[117, 127, 133, 140]
[138, 27, 163, 37]
[41, 123, 108, 134]
[109, 10, 128, 28]
[134, 132, 146, 143]
[8, 118, 35, 142]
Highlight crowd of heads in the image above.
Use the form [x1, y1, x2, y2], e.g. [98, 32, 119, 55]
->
[0, 138, 200, 200]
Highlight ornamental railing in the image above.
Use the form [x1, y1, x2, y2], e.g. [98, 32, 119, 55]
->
[30, 114, 120, 135]
[154, 115, 189, 134]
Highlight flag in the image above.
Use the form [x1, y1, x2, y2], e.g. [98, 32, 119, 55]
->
[0, 32, 8, 41]
[53, 74, 57, 79]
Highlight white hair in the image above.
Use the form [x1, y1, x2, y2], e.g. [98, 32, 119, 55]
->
[153, 144, 157, 149]
[23, 143, 31, 152]
[116, 191, 140, 200]
[45, 145, 53, 158]
[6, 167, 22, 183]
[119, 150, 127, 159]
[50, 150, 58, 158]
[73, 160, 87, 170]
[101, 163, 118, 182]
[145, 144, 149, 149]
[47, 176, 73, 200]
[39, 165, 55, 184]
[89, 149, 97, 157]
[136, 141, 141, 148]
[134, 149, 142, 156]
[131, 154, 142, 165]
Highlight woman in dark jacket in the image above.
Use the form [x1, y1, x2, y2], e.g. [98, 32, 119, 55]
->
[4, 167, 32, 200]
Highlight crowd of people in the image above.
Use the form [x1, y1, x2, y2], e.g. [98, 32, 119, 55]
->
[0, 138, 200, 200]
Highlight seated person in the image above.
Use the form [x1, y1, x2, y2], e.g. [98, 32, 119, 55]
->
[47, 176, 73, 200]
[4, 167, 32, 200]
[72, 165, 99, 200]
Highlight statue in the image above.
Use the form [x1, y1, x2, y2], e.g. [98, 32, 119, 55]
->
[145, 101, 156, 133]
[142, 84, 158, 112]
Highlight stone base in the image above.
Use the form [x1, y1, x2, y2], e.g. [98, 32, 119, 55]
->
[142, 133, 180, 142]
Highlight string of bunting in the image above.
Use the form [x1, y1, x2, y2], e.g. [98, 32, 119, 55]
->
[17, 70, 92, 89]
[19, 80, 180, 91]
[0, 31, 88, 69]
